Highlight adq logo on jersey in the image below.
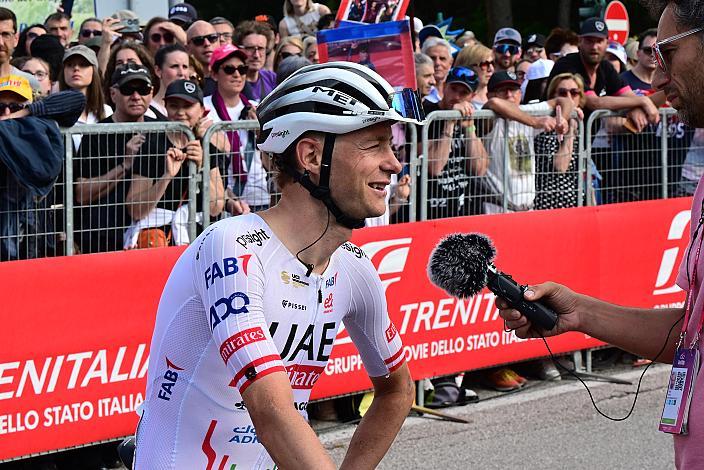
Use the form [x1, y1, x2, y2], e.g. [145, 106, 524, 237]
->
[210, 292, 251, 331]
[334, 237, 413, 346]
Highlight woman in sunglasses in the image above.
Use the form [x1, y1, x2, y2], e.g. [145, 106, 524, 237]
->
[534, 73, 585, 210]
[15, 24, 45, 58]
[152, 44, 190, 118]
[455, 43, 495, 110]
[143, 16, 187, 56]
[273, 36, 304, 74]
[203, 44, 269, 216]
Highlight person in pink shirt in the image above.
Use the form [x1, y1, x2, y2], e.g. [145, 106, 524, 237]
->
[500, 3, 704, 467]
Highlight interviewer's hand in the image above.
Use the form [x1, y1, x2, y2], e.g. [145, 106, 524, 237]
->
[498, 281, 581, 338]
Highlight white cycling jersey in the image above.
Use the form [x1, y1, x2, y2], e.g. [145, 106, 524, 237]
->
[134, 213, 405, 469]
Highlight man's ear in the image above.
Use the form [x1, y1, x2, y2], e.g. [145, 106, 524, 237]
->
[294, 134, 323, 176]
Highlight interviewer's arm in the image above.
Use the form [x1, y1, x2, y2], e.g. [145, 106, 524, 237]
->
[340, 364, 415, 470]
[243, 373, 336, 469]
[499, 282, 684, 363]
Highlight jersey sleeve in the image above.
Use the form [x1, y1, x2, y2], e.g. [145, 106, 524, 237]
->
[339, 251, 405, 378]
[192, 219, 286, 394]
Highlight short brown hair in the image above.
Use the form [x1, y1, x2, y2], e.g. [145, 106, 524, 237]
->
[0, 7, 16, 32]
[233, 20, 274, 47]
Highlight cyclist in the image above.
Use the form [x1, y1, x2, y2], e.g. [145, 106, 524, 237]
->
[134, 61, 425, 469]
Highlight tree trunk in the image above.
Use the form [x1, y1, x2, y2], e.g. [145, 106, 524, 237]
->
[485, 0, 513, 42]
[557, 0, 572, 29]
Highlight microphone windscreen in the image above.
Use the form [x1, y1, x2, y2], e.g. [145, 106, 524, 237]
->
[427, 233, 496, 298]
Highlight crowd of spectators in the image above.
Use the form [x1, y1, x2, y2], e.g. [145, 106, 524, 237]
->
[0, 2, 341, 261]
[0, 0, 697, 415]
[1, 3, 685, 263]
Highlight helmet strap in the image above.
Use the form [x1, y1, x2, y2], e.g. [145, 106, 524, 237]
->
[283, 133, 365, 230]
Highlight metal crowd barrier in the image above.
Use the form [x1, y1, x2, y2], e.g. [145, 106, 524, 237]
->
[3, 109, 702, 262]
[421, 109, 586, 221]
[585, 107, 703, 204]
[0, 122, 199, 260]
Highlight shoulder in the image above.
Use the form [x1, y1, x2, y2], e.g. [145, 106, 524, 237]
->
[335, 241, 379, 277]
[316, 3, 331, 14]
[261, 69, 277, 83]
[553, 53, 579, 71]
[192, 214, 274, 264]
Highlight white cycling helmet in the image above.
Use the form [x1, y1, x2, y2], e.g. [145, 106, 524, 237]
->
[257, 61, 425, 154]
[256, 61, 425, 229]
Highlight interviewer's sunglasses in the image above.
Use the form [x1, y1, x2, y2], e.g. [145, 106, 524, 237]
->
[653, 27, 703, 73]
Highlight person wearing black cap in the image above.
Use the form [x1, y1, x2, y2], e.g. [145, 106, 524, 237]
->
[523, 33, 547, 62]
[74, 63, 159, 254]
[125, 79, 225, 243]
[548, 17, 659, 128]
[169, 2, 198, 30]
[423, 66, 488, 219]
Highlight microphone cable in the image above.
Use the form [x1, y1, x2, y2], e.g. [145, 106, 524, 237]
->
[530, 201, 704, 421]
[533, 314, 682, 421]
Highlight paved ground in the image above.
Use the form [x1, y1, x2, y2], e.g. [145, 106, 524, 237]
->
[319, 363, 675, 469]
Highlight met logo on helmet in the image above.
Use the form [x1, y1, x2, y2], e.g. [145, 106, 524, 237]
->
[311, 86, 358, 106]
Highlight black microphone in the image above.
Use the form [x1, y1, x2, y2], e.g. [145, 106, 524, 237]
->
[427, 233, 558, 331]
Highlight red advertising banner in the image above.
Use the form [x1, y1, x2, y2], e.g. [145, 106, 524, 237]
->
[0, 199, 691, 461]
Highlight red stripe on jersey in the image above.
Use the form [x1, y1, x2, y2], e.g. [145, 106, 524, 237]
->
[219, 327, 267, 363]
[239, 366, 287, 394]
[202, 419, 218, 470]
[384, 347, 404, 366]
[388, 359, 406, 373]
[229, 354, 283, 388]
